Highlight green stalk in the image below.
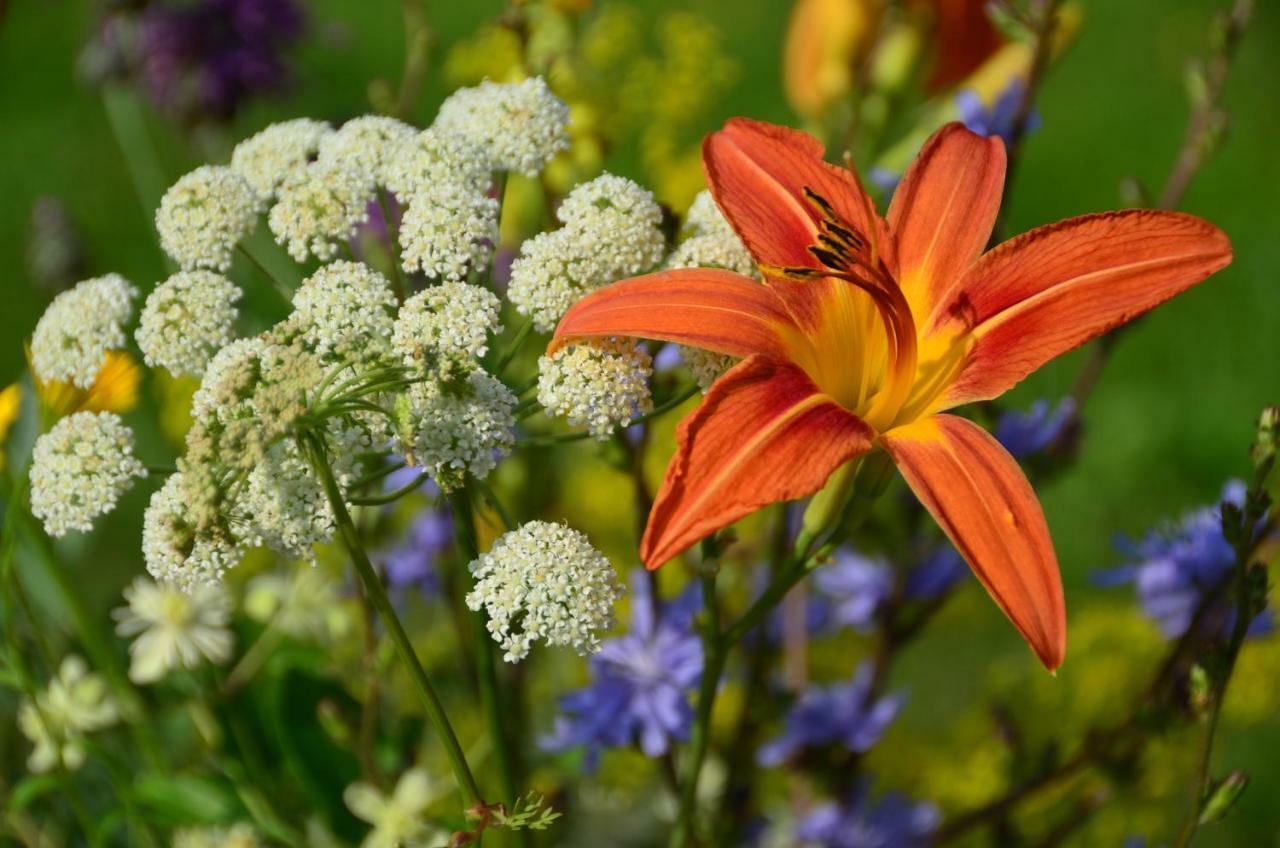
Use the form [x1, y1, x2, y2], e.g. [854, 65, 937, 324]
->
[100, 86, 168, 240]
[304, 435, 486, 809]
[377, 187, 408, 304]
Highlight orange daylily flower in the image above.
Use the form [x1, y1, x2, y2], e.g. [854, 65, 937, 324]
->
[552, 119, 1233, 669]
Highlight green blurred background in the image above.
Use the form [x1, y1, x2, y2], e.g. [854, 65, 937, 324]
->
[1, 0, 1278, 844]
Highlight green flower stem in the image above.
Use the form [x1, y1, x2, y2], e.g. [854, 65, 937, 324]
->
[493, 318, 534, 377]
[348, 469, 430, 506]
[101, 86, 169, 263]
[305, 435, 486, 810]
[378, 187, 408, 304]
[449, 486, 529, 846]
[222, 619, 286, 697]
[238, 243, 295, 304]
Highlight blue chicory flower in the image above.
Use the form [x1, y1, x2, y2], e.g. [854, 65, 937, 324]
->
[955, 79, 1040, 148]
[814, 550, 895, 632]
[797, 782, 940, 848]
[378, 470, 449, 595]
[994, 398, 1077, 459]
[903, 543, 969, 601]
[757, 663, 903, 767]
[542, 573, 704, 769]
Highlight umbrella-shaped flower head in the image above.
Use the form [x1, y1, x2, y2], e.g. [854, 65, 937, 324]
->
[552, 118, 1232, 669]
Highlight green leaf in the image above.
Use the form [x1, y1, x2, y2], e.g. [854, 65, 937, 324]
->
[134, 773, 238, 824]
[6, 774, 61, 812]
[1200, 770, 1249, 825]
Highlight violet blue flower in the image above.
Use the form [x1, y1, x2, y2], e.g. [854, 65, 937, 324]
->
[955, 79, 1039, 147]
[903, 544, 968, 601]
[797, 783, 940, 848]
[378, 470, 449, 595]
[814, 550, 895, 632]
[994, 398, 1077, 459]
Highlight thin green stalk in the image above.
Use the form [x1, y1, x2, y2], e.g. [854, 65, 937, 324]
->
[450, 486, 528, 844]
[101, 86, 169, 244]
[238, 243, 295, 304]
[304, 435, 485, 809]
[349, 469, 430, 506]
[494, 318, 534, 377]
[378, 187, 408, 303]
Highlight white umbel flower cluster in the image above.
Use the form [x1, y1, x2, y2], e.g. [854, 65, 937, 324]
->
[403, 369, 516, 492]
[156, 165, 259, 271]
[392, 282, 502, 371]
[231, 118, 334, 204]
[318, 115, 417, 183]
[434, 76, 570, 176]
[113, 577, 234, 684]
[136, 270, 242, 377]
[30, 274, 137, 388]
[17, 655, 119, 774]
[268, 160, 374, 262]
[508, 173, 666, 332]
[537, 338, 654, 440]
[466, 521, 623, 663]
[29, 412, 146, 537]
[292, 261, 397, 364]
[142, 471, 244, 590]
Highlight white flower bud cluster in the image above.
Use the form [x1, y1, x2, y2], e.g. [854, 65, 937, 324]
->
[508, 173, 666, 332]
[240, 442, 334, 564]
[142, 471, 244, 590]
[392, 282, 502, 372]
[402, 369, 516, 492]
[17, 656, 119, 774]
[113, 577, 234, 684]
[31, 274, 137, 388]
[136, 270, 242, 377]
[433, 77, 570, 177]
[291, 261, 397, 365]
[465, 521, 623, 663]
[29, 412, 146, 537]
[318, 115, 417, 184]
[231, 118, 334, 204]
[268, 160, 375, 262]
[156, 166, 259, 271]
[537, 338, 653, 440]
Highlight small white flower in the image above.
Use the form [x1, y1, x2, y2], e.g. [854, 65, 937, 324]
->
[231, 118, 334, 204]
[396, 178, 499, 283]
[31, 274, 137, 388]
[269, 159, 375, 262]
[537, 337, 653, 440]
[136, 270, 242, 377]
[402, 369, 515, 492]
[466, 521, 623, 662]
[172, 823, 261, 848]
[142, 470, 244, 590]
[678, 347, 738, 393]
[29, 411, 146, 537]
[319, 115, 418, 184]
[292, 261, 397, 365]
[433, 76, 570, 177]
[17, 655, 119, 773]
[392, 282, 502, 371]
[382, 128, 491, 200]
[113, 577, 234, 684]
[508, 173, 666, 332]
[345, 767, 448, 848]
[156, 165, 259, 271]
[240, 441, 334, 564]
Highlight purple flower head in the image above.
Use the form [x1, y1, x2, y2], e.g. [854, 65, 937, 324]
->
[378, 473, 449, 595]
[903, 544, 968, 601]
[542, 573, 704, 770]
[653, 343, 684, 374]
[797, 783, 940, 848]
[138, 0, 303, 122]
[814, 550, 895, 632]
[867, 167, 901, 196]
[757, 664, 903, 767]
[955, 78, 1039, 148]
[1098, 481, 1272, 639]
[994, 397, 1077, 460]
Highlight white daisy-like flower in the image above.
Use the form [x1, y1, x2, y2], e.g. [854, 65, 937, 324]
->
[345, 768, 448, 848]
[433, 76, 570, 177]
[508, 173, 666, 332]
[318, 115, 418, 184]
[136, 270, 242, 377]
[466, 521, 623, 663]
[396, 178, 499, 282]
[142, 470, 244, 590]
[29, 411, 146, 537]
[231, 118, 334, 204]
[17, 655, 119, 773]
[268, 159, 375, 262]
[537, 337, 653, 440]
[113, 577, 234, 684]
[156, 165, 259, 271]
[402, 369, 516, 492]
[172, 824, 261, 848]
[392, 282, 502, 370]
[30, 274, 137, 388]
[291, 261, 397, 364]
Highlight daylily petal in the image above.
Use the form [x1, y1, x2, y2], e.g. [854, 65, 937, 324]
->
[551, 268, 801, 360]
[703, 118, 894, 277]
[888, 122, 1005, 318]
[936, 210, 1232, 406]
[642, 357, 875, 568]
[881, 414, 1065, 669]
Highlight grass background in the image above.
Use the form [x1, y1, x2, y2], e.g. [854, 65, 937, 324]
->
[1, 0, 1278, 844]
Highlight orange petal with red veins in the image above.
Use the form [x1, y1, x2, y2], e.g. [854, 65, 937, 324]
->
[551, 269, 800, 360]
[881, 414, 1065, 670]
[642, 357, 875, 568]
[936, 210, 1232, 406]
[702, 118, 894, 279]
[888, 122, 1005, 318]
